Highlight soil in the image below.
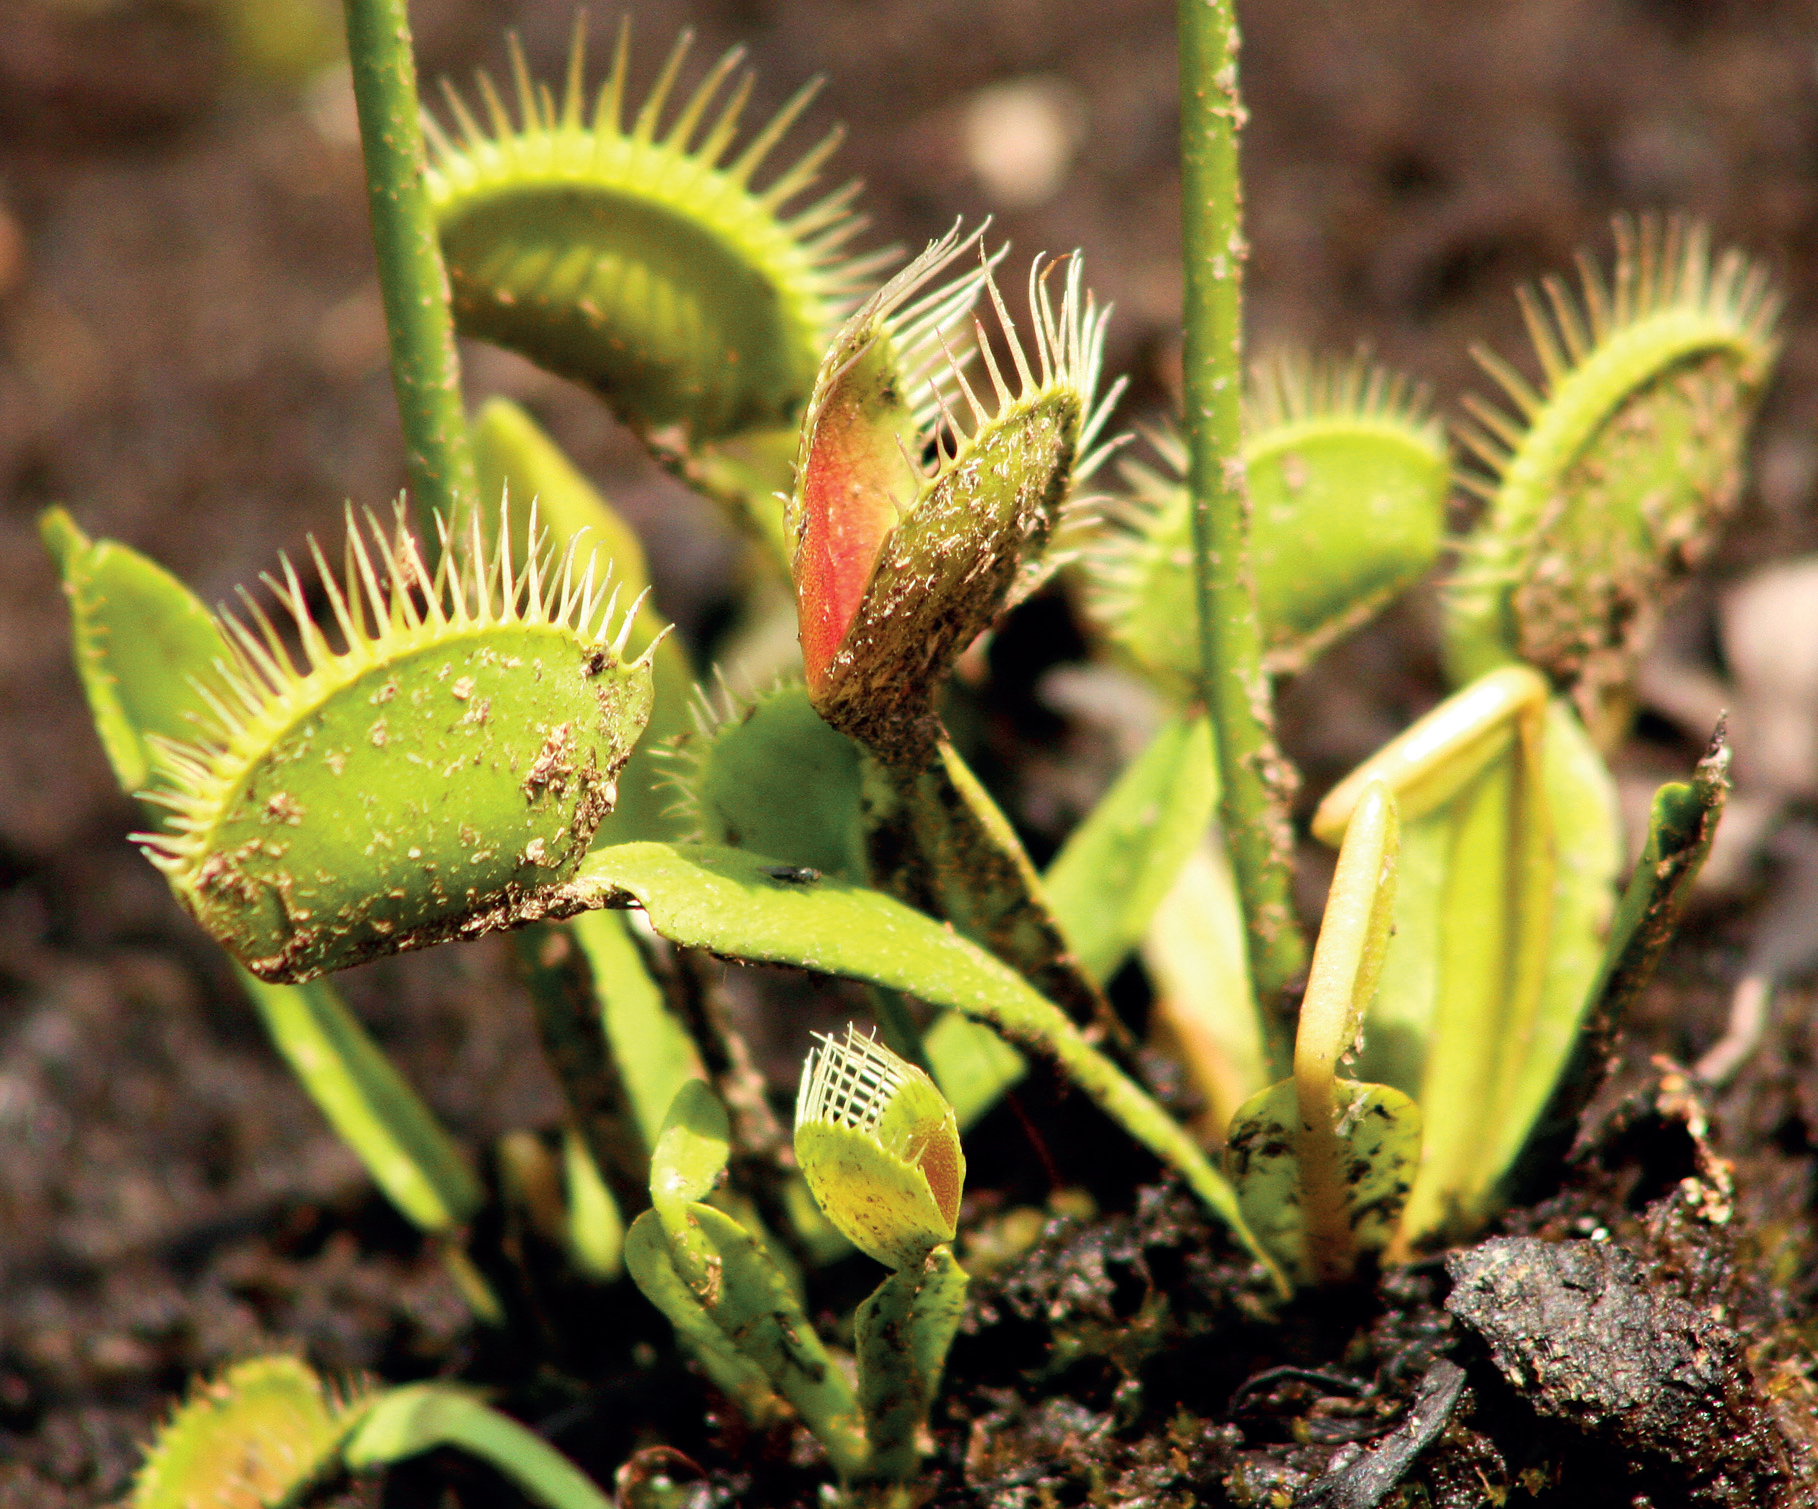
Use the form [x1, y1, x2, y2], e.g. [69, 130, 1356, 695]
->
[3, 0, 1818, 1504]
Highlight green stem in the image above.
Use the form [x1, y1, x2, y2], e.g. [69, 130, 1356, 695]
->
[343, 0, 479, 540]
[859, 741, 1128, 1053]
[1177, 0, 1304, 1013]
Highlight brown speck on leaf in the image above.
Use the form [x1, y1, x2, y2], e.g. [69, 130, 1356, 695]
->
[262, 791, 304, 826]
[523, 722, 576, 801]
[369, 717, 388, 748]
[451, 675, 476, 700]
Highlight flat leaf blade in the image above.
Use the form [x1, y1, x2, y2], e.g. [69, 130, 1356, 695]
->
[344, 1384, 614, 1509]
[1224, 1077, 1421, 1287]
[1044, 713, 1217, 987]
[239, 969, 482, 1231]
[855, 1246, 969, 1480]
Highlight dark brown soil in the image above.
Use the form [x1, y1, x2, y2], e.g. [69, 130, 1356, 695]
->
[3, 0, 1818, 1504]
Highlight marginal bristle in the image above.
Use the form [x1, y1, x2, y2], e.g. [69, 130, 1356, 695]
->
[134, 499, 638, 878]
[1245, 349, 1437, 436]
[1089, 351, 1438, 634]
[795, 1024, 910, 1136]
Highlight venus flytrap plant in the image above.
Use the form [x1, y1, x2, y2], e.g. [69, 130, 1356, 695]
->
[41, 508, 497, 1304]
[1446, 218, 1780, 747]
[795, 1025, 964, 1269]
[625, 1054, 974, 1499]
[60, 0, 1805, 1499]
[628, 1079, 867, 1473]
[797, 1028, 970, 1490]
[536, 841, 1285, 1293]
[1074, 356, 1451, 1129]
[128, 1353, 624, 1509]
[1241, 222, 1777, 1265]
[126, 1355, 372, 1509]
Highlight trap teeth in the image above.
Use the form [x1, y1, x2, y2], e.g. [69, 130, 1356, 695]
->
[794, 1025, 964, 1269]
[789, 236, 1111, 763]
[141, 504, 656, 982]
[1443, 216, 1782, 726]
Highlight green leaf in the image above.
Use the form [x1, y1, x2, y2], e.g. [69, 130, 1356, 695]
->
[1381, 699, 1620, 1247]
[561, 1125, 625, 1280]
[142, 510, 656, 983]
[1284, 780, 1401, 1285]
[239, 968, 482, 1231]
[855, 1245, 969, 1481]
[923, 1011, 1026, 1131]
[1224, 1078, 1422, 1287]
[651, 1079, 730, 1216]
[1347, 815, 1446, 1096]
[1044, 713, 1217, 987]
[571, 841, 1287, 1292]
[1504, 733, 1728, 1200]
[568, 909, 702, 1154]
[40, 507, 230, 797]
[1092, 360, 1448, 697]
[1444, 220, 1780, 741]
[625, 1207, 867, 1474]
[427, 26, 869, 450]
[42, 513, 486, 1243]
[672, 680, 869, 880]
[1477, 703, 1623, 1185]
[1144, 837, 1265, 1135]
[343, 1384, 613, 1509]
[795, 1026, 963, 1270]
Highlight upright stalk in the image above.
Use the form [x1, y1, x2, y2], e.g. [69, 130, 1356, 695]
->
[1177, 0, 1305, 1012]
[343, 0, 479, 540]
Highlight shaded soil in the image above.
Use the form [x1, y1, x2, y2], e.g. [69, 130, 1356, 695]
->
[3, 0, 1818, 1503]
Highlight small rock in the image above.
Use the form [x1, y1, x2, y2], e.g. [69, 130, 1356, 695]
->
[1445, 1237, 1791, 1504]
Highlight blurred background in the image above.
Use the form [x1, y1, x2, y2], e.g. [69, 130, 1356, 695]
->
[0, 0, 1815, 1500]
